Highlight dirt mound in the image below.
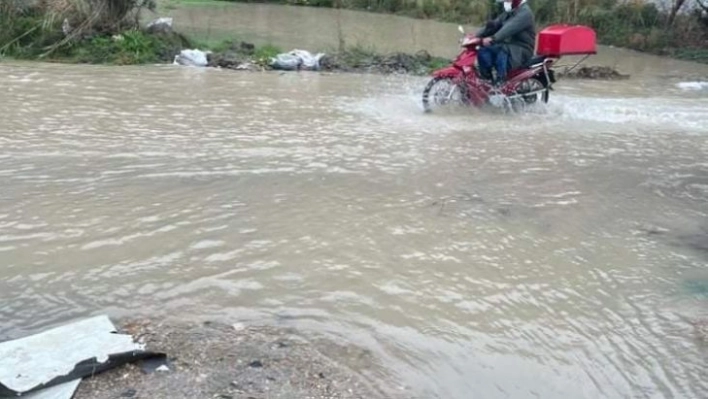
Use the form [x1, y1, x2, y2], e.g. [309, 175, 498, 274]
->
[319, 49, 444, 75]
[560, 65, 630, 80]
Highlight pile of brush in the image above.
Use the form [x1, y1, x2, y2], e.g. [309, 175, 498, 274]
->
[37, 0, 156, 34]
[0, 0, 156, 57]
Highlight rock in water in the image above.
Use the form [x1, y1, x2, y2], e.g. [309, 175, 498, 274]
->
[248, 360, 264, 368]
[207, 52, 247, 69]
[206, 41, 259, 70]
[240, 42, 256, 55]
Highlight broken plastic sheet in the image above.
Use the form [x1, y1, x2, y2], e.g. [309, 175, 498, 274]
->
[0, 315, 160, 398]
[20, 380, 81, 399]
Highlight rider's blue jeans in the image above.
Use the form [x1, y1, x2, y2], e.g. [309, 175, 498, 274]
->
[477, 45, 509, 82]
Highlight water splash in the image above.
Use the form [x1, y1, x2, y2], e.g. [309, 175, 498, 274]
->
[676, 81, 708, 91]
[546, 94, 708, 131]
[336, 72, 708, 134]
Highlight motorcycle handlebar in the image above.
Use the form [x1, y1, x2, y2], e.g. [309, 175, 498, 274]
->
[460, 35, 481, 47]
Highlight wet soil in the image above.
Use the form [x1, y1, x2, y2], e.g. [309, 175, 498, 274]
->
[73, 320, 408, 399]
[202, 39, 628, 78]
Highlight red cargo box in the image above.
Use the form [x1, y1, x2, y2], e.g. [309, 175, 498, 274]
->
[536, 24, 597, 57]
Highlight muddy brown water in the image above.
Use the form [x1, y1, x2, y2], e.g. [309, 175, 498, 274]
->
[2, 3, 708, 398]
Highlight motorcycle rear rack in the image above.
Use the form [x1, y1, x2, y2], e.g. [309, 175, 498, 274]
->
[551, 54, 592, 78]
[531, 54, 590, 91]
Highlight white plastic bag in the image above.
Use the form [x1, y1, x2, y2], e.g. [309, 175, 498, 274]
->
[271, 49, 325, 71]
[271, 53, 302, 71]
[173, 49, 208, 67]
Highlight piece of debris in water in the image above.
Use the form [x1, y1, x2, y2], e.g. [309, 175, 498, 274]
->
[0, 315, 162, 399]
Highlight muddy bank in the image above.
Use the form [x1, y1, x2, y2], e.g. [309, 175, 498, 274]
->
[204, 39, 628, 79]
[318, 49, 448, 75]
[205, 40, 449, 76]
[558, 65, 630, 80]
[73, 320, 408, 399]
[61, 315, 708, 398]
[1, 3, 627, 80]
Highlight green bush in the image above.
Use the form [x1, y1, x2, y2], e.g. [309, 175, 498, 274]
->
[0, 14, 64, 59]
[420, 0, 442, 18]
[529, 0, 558, 25]
[56, 30, 184, 64]
[69, 31, 153, 64]
[672, 48, 708, 63]
[0, 0, 172, 62]
[254, 43, 282, 59]
[253, 43, 283, 65]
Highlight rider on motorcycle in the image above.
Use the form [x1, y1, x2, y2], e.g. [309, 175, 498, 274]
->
[476, 0, 536, 85]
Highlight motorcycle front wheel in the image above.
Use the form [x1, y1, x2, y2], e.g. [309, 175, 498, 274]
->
[422, 77, 467, 113]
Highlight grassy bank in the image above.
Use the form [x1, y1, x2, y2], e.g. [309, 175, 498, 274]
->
[0, 27, 188, 65]
[0, 0, 186, 63]
[191, 38, 450, 75]
[0, 0, 450, 73]
[0, 0, 631, 76]
[209, 0, 708, 63]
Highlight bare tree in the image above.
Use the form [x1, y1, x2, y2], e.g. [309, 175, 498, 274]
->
[668, 0, 688, 25]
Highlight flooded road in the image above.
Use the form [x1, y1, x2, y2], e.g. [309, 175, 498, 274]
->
[2, 4, 708, 398]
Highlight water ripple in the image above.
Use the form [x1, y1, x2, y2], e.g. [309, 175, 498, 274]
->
[1, 62, 707, 399]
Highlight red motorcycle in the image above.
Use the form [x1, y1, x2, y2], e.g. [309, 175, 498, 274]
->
[422, 24, 597, 112]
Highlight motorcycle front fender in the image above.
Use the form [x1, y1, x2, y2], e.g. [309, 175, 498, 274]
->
[432, 66, 463, 79]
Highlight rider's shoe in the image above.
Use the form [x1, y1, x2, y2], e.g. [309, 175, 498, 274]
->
[478, 69, 494, 82]
[479, 76, 496, 88]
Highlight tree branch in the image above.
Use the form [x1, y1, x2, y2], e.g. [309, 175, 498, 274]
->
[668, 0, 687, 25]
[696, 0, 708, 12]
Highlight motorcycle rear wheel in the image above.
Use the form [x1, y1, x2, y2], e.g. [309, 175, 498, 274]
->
[422, 77, 467, 113]
[516, 77, 549, 104]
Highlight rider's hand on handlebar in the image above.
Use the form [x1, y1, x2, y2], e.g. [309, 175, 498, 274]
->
[482, 37, 494, 47]
[460, 34, 481, 46]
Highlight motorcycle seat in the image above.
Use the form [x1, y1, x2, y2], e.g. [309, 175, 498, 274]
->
[523, 55, 548, 68]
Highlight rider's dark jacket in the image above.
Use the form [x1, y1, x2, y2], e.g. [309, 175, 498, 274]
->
[476, 3, 536, 69]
